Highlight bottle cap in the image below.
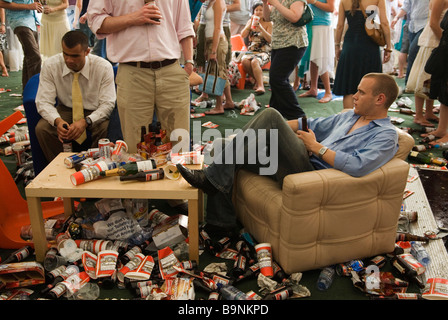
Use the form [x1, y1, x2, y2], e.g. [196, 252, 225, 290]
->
[70, 171, 85, 186]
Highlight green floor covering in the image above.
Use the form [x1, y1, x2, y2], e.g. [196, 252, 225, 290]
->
[0, 70, 442, 302]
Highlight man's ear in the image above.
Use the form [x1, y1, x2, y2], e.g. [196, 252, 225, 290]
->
[376, 92, 387, 106]
[85, 48, 91, 56]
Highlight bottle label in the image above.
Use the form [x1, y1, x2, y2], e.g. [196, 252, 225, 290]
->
[96, 250, 119, 278]
[136, 160, 156, 171]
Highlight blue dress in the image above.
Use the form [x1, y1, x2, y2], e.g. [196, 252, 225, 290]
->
[333, 10, 382, 96]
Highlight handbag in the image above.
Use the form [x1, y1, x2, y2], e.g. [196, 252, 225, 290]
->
[292, 4, 314, 27]
[360, 4, 386, 47]
[425, 40, 448, 77]
[198, 60, 226, 96]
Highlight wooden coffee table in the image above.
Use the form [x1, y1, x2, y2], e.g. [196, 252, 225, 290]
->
[25, 153, 204, 262]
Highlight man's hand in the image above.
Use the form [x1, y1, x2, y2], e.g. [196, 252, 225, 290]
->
[55, 119, 70, 143]
[29, 1, 43, 13]
[296, 128, 318, 152]
[183, 62, 193, 75]
[55, 119, 87, 142]
[132, 4, 162, 26]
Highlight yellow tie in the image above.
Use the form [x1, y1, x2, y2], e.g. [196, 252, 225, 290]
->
[72, 72, 87, 144]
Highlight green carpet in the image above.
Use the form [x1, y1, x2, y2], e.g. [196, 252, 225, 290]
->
[0, 70, 440, 302]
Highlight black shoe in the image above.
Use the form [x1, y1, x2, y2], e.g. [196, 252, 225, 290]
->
[176, 164, 218, 194]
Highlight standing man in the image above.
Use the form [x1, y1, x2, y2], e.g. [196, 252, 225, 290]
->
[87, 0, 195, 154]
[35, 30, 116, 162]
[0, 0, 42, 90]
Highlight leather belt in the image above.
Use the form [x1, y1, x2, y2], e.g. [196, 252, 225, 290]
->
[123, 59, 177, 70]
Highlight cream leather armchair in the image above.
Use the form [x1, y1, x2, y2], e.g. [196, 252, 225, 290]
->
[233, 128, 414, 274]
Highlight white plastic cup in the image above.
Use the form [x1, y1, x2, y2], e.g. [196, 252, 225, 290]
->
[251, 15, 260, 30]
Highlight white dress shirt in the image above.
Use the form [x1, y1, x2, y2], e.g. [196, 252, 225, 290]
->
[36, 53, 116, 127]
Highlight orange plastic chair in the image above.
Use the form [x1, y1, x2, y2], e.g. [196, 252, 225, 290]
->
[231, 34, 249, 90]
[0, 113, 65, 249]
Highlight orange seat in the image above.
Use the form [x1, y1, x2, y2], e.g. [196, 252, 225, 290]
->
[0, 113, 65, 249]
[231, 34, 271, 89]
[231, 34, 249, 90]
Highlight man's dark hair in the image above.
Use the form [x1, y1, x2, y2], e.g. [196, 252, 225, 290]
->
[62, 30, 89, 50]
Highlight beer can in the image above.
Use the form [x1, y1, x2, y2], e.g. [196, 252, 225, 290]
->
[111, 140, 128, 160]
[64, 152, 88, 168]
[401, 210, 418, 222]
[98, 138, 112, 159]
[12, 144, 26, 166]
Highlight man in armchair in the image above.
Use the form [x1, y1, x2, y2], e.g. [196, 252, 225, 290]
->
[177, 73, 400, 238]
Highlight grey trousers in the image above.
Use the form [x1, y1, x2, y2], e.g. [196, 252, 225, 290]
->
[204, 108, 315, 228]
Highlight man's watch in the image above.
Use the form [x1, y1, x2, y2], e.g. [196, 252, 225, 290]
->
[318, 146, 328, 159]
[85, 116, 92, 129]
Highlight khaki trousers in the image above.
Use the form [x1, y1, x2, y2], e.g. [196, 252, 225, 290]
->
[35, 105, 109, 163]
[116, 61, 190, 154]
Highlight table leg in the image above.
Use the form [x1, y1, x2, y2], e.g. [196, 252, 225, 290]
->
[27, 197, 47, 262]
[63, 198, 74, 218]
[188, 198, 200, 262]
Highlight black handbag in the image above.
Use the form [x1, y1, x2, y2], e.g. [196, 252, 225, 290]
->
[292, 4, 314, 27]
[425, 11, 448, 77]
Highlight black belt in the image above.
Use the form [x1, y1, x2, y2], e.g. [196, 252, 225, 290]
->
[123, 59, 177, 70]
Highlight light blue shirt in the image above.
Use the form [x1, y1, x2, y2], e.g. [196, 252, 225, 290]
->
[299, 110, 399, 177]
[310, 0, 332, 26]
[3, 0, 40, 32]
[402, 0, 430, 33]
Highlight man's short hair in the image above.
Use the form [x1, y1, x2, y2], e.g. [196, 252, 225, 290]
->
[62, 30, 89, 50]
[363, 73, 399, 108]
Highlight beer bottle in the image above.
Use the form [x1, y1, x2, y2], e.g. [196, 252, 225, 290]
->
[41, 265, 79, 295]
[217, 283, 252, 300]
[420, 134, 437, 144]
[263, 285, 293, 300]
[99, 159, 157, 177]
[234, 263, 260, 284]
[229, 254, 247, 279]
[154, 121, 163, 146]
[1, 245, 34, 264]
[391, 254, 425, 288]
[119, 168, 164, 182]
[396, 232, 429, 243]
[62, 124, 72, 152]
[140, 125, 146, 143]
[213, 237, 231, 253]
[199, 228, 215, 254]
[119, 245, 143, 265]
[46, 265, 67, 283]
[408, 151, 447, 166]
[272, 261, 289, 283]
[47, 282, 68, 299]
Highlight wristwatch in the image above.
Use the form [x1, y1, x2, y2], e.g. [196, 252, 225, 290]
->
[85, 116, 92, 129]
[318, 146, 328, 159]
[185, 59, 194, 65]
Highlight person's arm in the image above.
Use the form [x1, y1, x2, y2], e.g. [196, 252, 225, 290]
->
[43, 0, 68, 14]
[227, 0, 240, 12]
[262, 0, 271, 21]
[209, 0, 225, 61]
[334, 0, 345, 60]
[0, 0, 42, 12]
[257, 21, 272, 43]
[429, 0, 444, 40]
[308, 0, 335, 13]
[95, 3, 162, 34]
[240, 17, 252, 38]
[268, 0, 304, 23]
[390, 8, 407, 29]
[181, 35, 194, 75]
[377, 0, 392, 62]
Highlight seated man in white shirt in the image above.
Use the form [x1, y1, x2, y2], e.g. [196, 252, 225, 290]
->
[35, 30, 116, 162]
